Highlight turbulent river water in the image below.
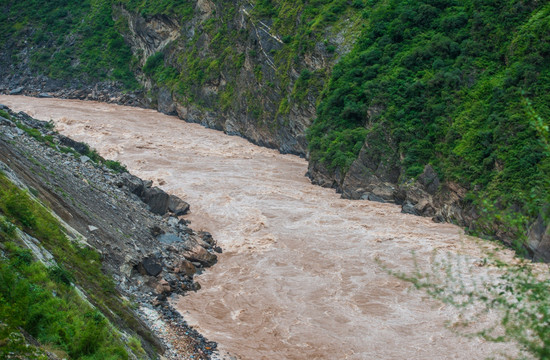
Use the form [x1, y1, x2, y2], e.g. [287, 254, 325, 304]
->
[0, 95, 518, 359]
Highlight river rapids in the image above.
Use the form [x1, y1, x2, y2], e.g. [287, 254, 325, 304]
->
[0, 95, 519, 359]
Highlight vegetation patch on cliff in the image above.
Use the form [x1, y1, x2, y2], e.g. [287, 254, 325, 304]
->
[307, 0, 550, 249]
[0, 0, 137, 87]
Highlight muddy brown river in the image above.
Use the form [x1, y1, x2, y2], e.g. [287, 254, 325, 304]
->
[0, 95, 519, 359]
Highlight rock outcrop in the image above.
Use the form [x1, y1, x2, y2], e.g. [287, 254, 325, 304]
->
[309, 154, 550, 261]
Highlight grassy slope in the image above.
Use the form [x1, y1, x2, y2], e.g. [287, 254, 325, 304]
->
[0, 172, 147, 359]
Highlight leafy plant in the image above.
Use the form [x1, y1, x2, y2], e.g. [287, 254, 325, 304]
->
[387, 250, 550, 359]
[104, 159, 128, 173]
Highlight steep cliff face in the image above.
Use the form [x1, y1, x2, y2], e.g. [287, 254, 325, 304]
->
[305, 0, 550, 260]
[113, 0, 361, 155]
[0, 0, 360, 154]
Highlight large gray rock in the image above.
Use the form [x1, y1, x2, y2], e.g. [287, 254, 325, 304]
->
[138, 256, 163, 276]
[182, 247, 217, 267]
[120, 172, 145, 196]
[142, 186, 170, 215]
[168, 194, 189, 216]
[9, 87, 23, 95]
[157, 233, 182, 244]
[417, 165, 440, 195]
[181, 239, 217, 267]
[157, 87, 176, 115]
[401, 201, 419, 216]
[58, 135, 90, 155]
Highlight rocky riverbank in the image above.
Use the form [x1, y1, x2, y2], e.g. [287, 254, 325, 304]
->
[0, 76, 144, 107]
[0, 104, 222, 359]
[307, 155, 550, 262]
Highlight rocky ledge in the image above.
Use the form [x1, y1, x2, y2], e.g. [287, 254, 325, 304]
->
[0, 104, 221, 359]
[0, 75, 145, 107]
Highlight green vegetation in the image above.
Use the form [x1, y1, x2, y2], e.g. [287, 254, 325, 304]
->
[0, 173, 146, 358]
[0, 0, 360, 124]
[388, 250, 550, 358]
[14, 119, 128, 173]
[307, 0, 550, 247]
[79, 146, 128, 173]
[0, 243, 129, 359]
[0, 0, 137, 88]
[107, 0, 362, 125]
[16, 121, 55, 145]
[0, 110, 11, 120]
[118, 0, 195, 20]
[104, 159, 128, 173]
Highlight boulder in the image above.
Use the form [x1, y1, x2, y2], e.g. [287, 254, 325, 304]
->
[168, 194, 190, 216]
[365, 193, 386, 203]
[401, 201, 419, 215]
[167, 216, 179, 227]
[417, 165, 440, 195]
[142, 186, 170, 215]
[147, 278, 171, 295]
[174, 259, 196, 277]
[199, 231, 215, 247]
[154, 279, 172, 294]
[58, 135, 89, 154]
[157, 233, 182, 245]
[157, 87, 177, 115]
[138, 256, 163, 276]
[150, 225, 164, 236]
[182, 243, 217, 267]
[9, 87, 23, 95]
[120, 173, 145, 196]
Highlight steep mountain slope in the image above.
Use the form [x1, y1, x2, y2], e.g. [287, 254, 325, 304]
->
[0, 0, 361, 153]
[307, 0, 550, 258]
[0, 0, 548, 257]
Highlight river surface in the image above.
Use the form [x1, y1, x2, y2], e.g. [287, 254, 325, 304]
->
[0, 95, 518, 359]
